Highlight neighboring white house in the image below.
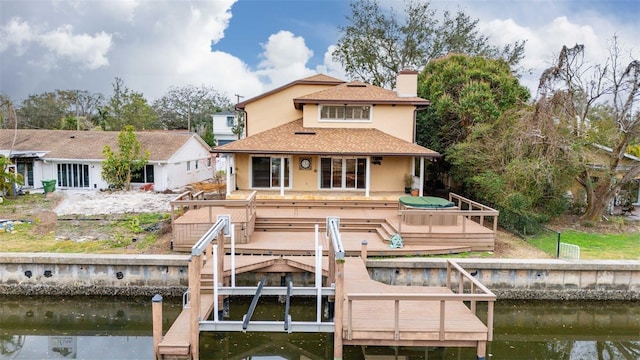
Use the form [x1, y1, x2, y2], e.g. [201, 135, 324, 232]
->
[0, 129, 214, 192]
[212, 110, 240, 146]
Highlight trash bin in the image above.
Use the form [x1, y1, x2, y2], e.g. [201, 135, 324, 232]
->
[42, 180, 56, 193]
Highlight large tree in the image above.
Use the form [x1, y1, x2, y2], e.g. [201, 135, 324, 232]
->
[16, 91, 68, 129]
[416, 55, 560, 233]
[100, 77, 159, 131]
[152, 84, 230, 131]
[333, 0, 525, 89]
[417, 54, 530, 154]
[15, 90, 103, 130]
[535, 39, 640, 221]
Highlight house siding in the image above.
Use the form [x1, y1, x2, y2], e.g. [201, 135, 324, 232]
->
[245, 84, 337, 136]
[302, 103, 416, 142]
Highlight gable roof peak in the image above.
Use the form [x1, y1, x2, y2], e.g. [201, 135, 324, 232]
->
[236, 73, 346, 109]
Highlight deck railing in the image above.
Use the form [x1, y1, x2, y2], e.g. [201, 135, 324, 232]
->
[170, 191, 257, 243]
[397, 192, 499, 235]
[345, 260, 495, 342]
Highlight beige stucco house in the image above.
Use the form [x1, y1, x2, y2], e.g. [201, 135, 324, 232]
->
[215, 71, 440, 197]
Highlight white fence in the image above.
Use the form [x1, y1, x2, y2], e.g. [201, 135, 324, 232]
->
[559, 242, 580, 260]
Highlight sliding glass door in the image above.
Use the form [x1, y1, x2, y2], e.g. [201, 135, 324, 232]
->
[321, 157, 366, 189]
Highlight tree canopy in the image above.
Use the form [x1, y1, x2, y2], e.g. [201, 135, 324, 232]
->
[99, 77, 159, 131]
[333, 0, 525, 89]
[417, 54, 530, 154]
[535, 38, 640, 221]
[152, 84, 230, 132]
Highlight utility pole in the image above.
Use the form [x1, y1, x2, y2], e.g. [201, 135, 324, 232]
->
[234, 94, 244, 104]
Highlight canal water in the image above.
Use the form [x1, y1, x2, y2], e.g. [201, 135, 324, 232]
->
[0, 296, 638, 359]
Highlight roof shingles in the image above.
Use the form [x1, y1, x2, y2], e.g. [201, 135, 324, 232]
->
[0, 129, 209, 161]
[293, 81, 429, 107]
[215, 119, 439, 157]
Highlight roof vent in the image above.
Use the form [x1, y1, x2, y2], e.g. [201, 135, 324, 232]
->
[294, 131, 316, 135]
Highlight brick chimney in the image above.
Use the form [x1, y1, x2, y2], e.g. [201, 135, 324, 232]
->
[396, 69, 418, 97]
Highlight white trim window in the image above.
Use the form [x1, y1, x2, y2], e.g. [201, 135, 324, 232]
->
[57, 163, 90, 188]
[320, 105, 371, 121]
[320, 157, 366, 190]
[251, 156, 291, 188]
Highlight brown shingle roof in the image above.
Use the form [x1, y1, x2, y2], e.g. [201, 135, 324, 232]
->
[293, 81, 430, 109]
[236, 74, 345, 109]
[214, 119, 440, 157]
[0, 129, 210, 161]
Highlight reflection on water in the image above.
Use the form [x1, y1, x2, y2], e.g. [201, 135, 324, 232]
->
[0, 297, 638, 359]
[0, 296, 182, 359]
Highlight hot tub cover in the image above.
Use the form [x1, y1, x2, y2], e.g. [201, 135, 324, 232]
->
[399, 196, 455, 208]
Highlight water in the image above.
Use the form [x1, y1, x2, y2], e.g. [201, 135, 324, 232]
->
[0, 296, 638, 359]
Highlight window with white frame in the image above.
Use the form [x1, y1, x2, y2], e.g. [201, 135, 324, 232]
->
[186, 161, 191, 171]
[57, 163, 90, 188]
[226, 116, 235, 127]
[320, 105, 371, 121]
[251, 156, 290, 188]
[320, 157, 366, 189]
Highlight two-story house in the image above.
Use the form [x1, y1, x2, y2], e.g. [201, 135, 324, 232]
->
[212, 110, 240, 146]
[215, 71, 440, 198]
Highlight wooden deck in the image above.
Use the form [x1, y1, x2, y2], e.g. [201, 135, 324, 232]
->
[171, 193, 497, 254]
[157, 194, 498, 359]
[156, 254, 494, 359]
[157, 294, 215, 357]
[342, 257, 488, 346]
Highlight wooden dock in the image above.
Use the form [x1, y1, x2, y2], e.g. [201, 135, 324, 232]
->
[154, 216, 495, 360]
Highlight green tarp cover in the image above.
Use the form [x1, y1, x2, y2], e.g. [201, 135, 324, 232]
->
[399, 196, 455, 208]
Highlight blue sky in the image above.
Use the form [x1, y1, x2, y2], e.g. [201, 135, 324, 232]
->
[1, 0, 638, 104]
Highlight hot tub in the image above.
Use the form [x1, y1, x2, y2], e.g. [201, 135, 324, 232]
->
[399, 196, 458, 226]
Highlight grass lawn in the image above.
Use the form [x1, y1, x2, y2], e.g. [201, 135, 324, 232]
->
[0, 193, 172, 254]
[526, 230, 640, 260]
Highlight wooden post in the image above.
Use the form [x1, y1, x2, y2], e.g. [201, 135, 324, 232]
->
[333, 260, 344, 360]
[152, 294, 163, 360]
[188, 256, 202, 359]
[360, 240, 368, 260]
[217, 231, 225, 317]
[476, 340, 486, 360]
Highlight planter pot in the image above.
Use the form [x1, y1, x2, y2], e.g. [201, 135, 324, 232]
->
[410, 189, 419, 196]
[404, 187, 411, 194]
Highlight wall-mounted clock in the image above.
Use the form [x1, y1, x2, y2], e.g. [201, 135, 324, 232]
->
[299, 157, 312, 170]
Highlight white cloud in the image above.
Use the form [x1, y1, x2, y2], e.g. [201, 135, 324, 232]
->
[479, 14, 638, 96]
[315, 44, 347, 80]
[256, 30, 316, 87]
[38, 25, 112, 69]
[0, 17, 33, 54]
[0, 17, 112, 70]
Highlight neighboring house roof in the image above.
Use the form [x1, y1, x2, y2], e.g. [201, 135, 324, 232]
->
[213, 110, 237, 116]
[589, 144, 640, 178]
[236, 74, 345, 109]
[293, 80, 430, 109]
[591, 143, 640, 163]
[214, 119, 440, 157]
[0, 129, 211, 161]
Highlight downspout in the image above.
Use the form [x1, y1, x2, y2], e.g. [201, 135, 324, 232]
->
[234, 105, 247, 139]
[413, 105, 429, 195]
[412, 105, 429, 144]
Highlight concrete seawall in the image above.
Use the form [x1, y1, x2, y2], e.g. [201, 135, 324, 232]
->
[0, 253, 189, 297]
[367, 258, 640, 300]
[1, 253, 638, 300]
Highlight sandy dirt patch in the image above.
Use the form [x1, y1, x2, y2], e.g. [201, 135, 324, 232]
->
[54, 190, 177, 216]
